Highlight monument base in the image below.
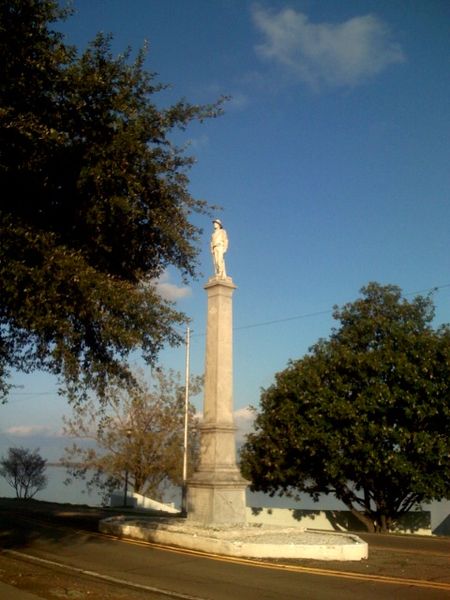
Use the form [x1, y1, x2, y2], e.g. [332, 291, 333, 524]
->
[187, 475, 248, 525]
[100, 515, 369, 561]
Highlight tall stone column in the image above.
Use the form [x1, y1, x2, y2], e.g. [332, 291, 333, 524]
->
[187, 275, 248, 525]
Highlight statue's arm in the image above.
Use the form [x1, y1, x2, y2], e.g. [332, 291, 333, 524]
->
[223, 231, 229, 253]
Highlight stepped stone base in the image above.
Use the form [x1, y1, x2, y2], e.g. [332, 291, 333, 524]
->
[187, 476, 248, 525]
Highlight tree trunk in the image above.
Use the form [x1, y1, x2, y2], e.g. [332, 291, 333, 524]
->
[351, 508, 375, 533]
[377, 513, 390, 533]
[133, 473, 143, 495]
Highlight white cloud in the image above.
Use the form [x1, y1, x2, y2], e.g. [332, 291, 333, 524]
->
[252, 6, 405, 89]
[193, 406, 255, 445]
[188, 133, 210, 150]
[5, 425, 60, 437]
[154, 271, 192, 301]
[234, 406, 256, 444]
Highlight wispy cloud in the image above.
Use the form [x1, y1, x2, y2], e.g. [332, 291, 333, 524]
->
[188, 80, 249, 112]
[227, 92, 250, 111]
[154, 271, 192, 301]
[187, 133, 210, 150]
[252, 6, 405, 89]
[5, 425, 61, 437]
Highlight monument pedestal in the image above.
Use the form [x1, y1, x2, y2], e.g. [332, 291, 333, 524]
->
[187, 276, 248, 525]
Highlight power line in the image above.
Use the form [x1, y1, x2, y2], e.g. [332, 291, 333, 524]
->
[8, 392, 58, 396]
[5, 283, 450, 392]
[190, 282, 450, 338]
[404, 283, 450, 297]
[234, 308, 332, 332]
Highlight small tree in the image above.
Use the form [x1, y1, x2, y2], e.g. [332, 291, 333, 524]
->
[0, 447, 47, 499]
[62, 368, 202, 503]
[241, 283, 450, 533]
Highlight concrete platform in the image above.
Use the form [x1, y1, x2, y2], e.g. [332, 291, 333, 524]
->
[99, 516, 368, 561]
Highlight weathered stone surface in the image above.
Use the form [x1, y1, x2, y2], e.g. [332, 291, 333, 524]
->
[187, 276, 248, 525]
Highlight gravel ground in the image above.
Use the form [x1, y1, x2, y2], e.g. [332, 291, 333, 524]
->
[121, 517, 359, 545]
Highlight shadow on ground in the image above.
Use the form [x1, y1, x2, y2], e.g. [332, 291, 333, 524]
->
[0, 497, 178, 550]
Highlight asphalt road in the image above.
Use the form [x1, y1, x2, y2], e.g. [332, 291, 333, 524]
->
[0, 500, 449, 599]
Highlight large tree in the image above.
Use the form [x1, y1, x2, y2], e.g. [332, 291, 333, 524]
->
[241, 283, 450, 533]
[62, 368, 201, 503]
[0, 0, 223, 401]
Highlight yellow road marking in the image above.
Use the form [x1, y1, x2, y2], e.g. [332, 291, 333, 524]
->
[101, 532, 450, 592]
[12, 514, 450, 593]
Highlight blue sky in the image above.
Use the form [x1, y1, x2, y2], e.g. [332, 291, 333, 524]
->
[2, 0, 450, 462]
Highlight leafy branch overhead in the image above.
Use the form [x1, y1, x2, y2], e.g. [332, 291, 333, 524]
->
[0, 0, 225, 401]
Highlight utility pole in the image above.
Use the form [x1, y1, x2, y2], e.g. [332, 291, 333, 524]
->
[123, 428, 133, 507]
[181, 326, 190, 516]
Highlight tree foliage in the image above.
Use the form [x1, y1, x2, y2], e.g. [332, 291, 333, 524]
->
[0, 447, 47, 499]
[0, 0, 224, 401]
[241, 283, 450, 532]
[62, 368, 201, 503]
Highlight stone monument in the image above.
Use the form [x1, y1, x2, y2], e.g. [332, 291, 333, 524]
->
[99, 220, 368, 560]
[187, 219, 248, 525]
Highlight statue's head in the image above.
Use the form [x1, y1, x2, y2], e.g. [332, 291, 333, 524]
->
[212, 219, 223, 229]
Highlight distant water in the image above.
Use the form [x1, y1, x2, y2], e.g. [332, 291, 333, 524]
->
[0, 465, 345, 510]
[0, 465, 448, 532]
[0, 465, 103, 506]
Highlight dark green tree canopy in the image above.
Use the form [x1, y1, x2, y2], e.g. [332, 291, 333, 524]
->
[0, 0, 224, 401]
[241, 283, 450, 533]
